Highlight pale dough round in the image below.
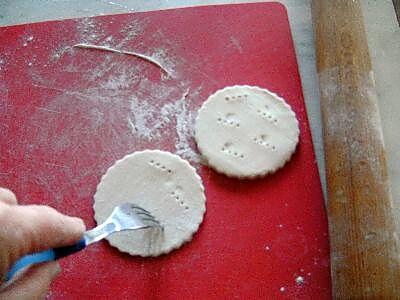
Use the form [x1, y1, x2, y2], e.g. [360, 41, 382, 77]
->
[195, 85, 300, 178]
[93, 150, 206, 257]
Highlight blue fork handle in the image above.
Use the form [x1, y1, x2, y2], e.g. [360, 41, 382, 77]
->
[6, 238, 86, 282]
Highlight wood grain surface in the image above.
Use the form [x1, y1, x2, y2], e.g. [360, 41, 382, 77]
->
[312, 0, 400, 298]
[393, 0, 400, 25]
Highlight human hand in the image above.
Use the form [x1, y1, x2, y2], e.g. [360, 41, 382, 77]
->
[0, 187, 85, 299]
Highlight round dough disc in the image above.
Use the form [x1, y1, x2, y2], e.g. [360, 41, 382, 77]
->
[195, 85, 299, 178]
[93, 150, 206, 256]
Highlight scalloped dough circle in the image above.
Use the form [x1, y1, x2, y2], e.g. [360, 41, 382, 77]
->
[93, 150, 206, 257]
[195, 85, 300, 178]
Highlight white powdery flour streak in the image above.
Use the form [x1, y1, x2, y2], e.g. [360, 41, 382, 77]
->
[128, 85, 202, 165]
[129, 97, 163, 139]
[76, 17, 106, 44]
[43, 18, 202, 166]
[174, 89, 201, 164]
[161, 89, 200, 164]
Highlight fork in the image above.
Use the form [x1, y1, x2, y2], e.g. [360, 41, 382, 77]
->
[6, 203, 161, 282]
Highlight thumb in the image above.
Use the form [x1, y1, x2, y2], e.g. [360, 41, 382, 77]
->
[0, 261, 60, 300]
[0, 188, 17, 206]
[0, 203, 85, 279]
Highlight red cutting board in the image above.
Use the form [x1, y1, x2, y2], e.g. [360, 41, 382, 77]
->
[0, 2, 331, 299]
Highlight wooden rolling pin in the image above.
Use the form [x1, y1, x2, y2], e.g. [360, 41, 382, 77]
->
[312, 1, 400, 298]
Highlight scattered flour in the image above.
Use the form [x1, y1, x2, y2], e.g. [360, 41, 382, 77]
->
[77, 17, 107, 43]
[21, 34, 34, 47]
[230, 36, 243, 54]
[98, 64, 140, 90]
[295, 276, 305, 285]
[29, 17, 202, 169]
[51, 46, 73, 61]
[117, 19, 147, 47]
[151, 48, 178, 78]
[0, 57, 5, 71]
[170, 89, 200, 163]
[128, 86, 201, 164]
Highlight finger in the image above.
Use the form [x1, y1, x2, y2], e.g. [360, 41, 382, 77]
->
[0, 205, 86, 266]
[0, 188, 17, 205]
[0, 261, 60, 300]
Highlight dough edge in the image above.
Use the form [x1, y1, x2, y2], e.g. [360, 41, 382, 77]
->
[93, 149, 207, 257]
[194, 85, 300, 179]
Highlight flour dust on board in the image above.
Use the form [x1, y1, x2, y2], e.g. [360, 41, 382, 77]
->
[25, 16, 203, 173]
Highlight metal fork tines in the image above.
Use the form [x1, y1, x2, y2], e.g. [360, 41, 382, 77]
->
[84, 203, 162, 245]
[119, 203, 161, 228]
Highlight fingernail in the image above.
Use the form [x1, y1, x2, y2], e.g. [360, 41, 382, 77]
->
[0, 188, 17, 205]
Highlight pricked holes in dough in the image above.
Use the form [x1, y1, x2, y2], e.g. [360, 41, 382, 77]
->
[253, 135, 277, 151]
[224, 94, 249, 102]
[221, 142, 245, 159]
[217, 113, 240, 128]
[149, 160, 172, 173]
[257, 105, 279, 124]
[170, 186, 189, 210]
